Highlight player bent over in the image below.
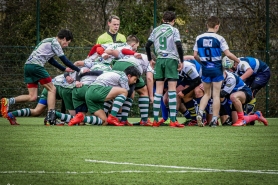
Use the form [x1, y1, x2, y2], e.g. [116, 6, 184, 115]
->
[1, 29, 80, 125]
[68, 66, 141, 126]
[220, 59, 268, 126]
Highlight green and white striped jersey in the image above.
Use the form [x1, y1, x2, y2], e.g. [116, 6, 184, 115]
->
[148, 24, 181, 60]
[91, 70, 129, 90]
[84, 61, 112, 71]
[25, 38, 64, 66]
[117, 54, 150, 75]
[52, 71, 76, 89]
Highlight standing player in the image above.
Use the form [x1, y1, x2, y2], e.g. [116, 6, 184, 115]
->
[193, 16, 240, 127]
[145, 11, 185, 128]
[1, 29, 80, 125]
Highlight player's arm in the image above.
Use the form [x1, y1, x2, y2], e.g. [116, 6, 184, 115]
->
[88, 44, 102, 57]
[105, 49, 120, 58]
[193, 51, 201, 63]
[175, 41, 184, 63]
[240, 68, 253, 81]
[183, 55, 195, 60]
[181, 77, 202, 95]
[146, 71, 154, 103]
[48, 57, 66, 71]
[74, 60, 85, 67]
[221, 77, 236, 96]
[223, 50, 240, 63]
[78, 70, 103, 78]
[220, 89, 230, 98]
[63, 72, 74, 84]
[128, 84, 136, 97]
[59, 55, 80, 72]
[145, 40, 153, 61]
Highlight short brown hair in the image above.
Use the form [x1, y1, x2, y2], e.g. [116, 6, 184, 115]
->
[207, 16, 220, 28]
[108, 15, 120, 22]
[126, 35, 139, 44]
[163, 11, 176, 23]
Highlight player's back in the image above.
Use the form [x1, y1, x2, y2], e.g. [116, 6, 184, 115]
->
[91, 70, 128, 89]
[149, 24, 180, 60]
[194, 32, 228, 76]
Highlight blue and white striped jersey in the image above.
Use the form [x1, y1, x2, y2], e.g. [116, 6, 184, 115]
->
[193, 32, 229, 77]
[179, 61, 200, 80]
[187, 59, 202, 77]
[235, 57, 269, 76]
[222, 70, 246, 94]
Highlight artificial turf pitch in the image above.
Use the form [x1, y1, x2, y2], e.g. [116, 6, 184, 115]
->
[0, 117, 278, 184]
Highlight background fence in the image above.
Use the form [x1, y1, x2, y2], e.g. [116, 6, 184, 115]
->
[0, 46, 277, 117]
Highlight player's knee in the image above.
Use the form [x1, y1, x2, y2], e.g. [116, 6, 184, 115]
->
[48, 85, 56, 93]
[121, 89, 128, 96]
[230, 94, 238, 103]
[194, 88, 203, 98]
[29, 95, 38, 102]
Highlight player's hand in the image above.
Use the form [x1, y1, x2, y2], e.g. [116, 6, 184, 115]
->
[65, 67, 74, 72]
[177, 62, 183, 71]
[66, 76, 74, 84]
[150, 59, 156, 69]
[134, 53, 142, 59]
[177, 91, 184, 98]
[82, 68, 90, 74]
[102, 53, 110, 60]
[199, 83, 204, 91]
[75, 81, 83, 88]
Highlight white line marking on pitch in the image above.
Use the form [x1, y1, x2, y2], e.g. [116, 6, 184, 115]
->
[0, 170, 213, 174]
[85, 159, 278, 175]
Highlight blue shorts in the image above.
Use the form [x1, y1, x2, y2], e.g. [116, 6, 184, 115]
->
[245, 68, 270, 88]
[202, 75, 224, 83]
[240, 86, 253, 104]
[177, 77, 189, 86]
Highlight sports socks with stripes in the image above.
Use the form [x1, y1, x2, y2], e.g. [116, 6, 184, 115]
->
[110, 94, 126, 116]
[168, 91, 177, 122]
[11, 108, 31, 117]
[138, 96, 149, 122]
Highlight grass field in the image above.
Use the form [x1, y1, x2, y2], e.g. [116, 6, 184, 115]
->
[0, 117, 278, 185]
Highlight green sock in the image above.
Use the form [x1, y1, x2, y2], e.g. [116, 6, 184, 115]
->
[120, 97, 133, 121]
[110, 95, 126, 116]
[55, 111, 73, 123]
[84, 116, 102, 125]
[12, 108, 31, 117]
[138, 96, 149, 121]
[153, 93, 162, 121]
[168, 91, 177, 122]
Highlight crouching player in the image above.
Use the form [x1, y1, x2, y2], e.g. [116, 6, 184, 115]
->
[68, 66, 141, 126]
[220, 58, 268, 126]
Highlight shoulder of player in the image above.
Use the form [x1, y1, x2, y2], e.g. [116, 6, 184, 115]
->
[225, 71, 236, 82]
[116, 32, 126, 39]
